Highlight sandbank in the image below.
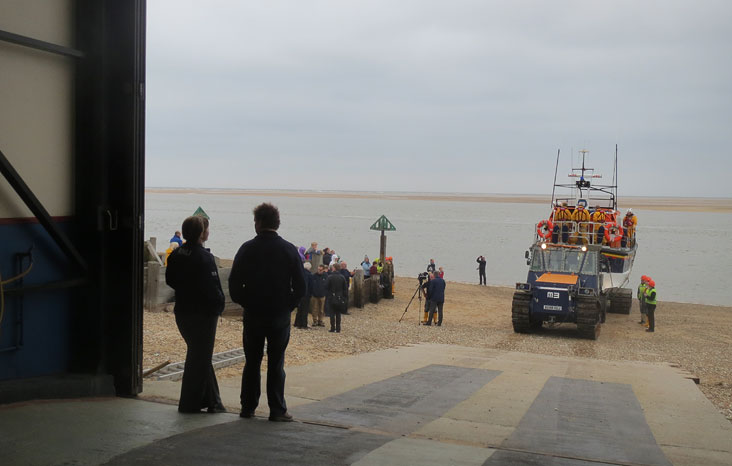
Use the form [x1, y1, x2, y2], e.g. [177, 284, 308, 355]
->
[145, 188, 732, 213]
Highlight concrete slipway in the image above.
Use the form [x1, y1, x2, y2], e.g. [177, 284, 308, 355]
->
[2, 344, 731, 465]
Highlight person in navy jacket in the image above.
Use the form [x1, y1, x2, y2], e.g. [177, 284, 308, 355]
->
[229, 203, 306, 422]
[165, 216, 226, 413]
[424, 271, 446, 326]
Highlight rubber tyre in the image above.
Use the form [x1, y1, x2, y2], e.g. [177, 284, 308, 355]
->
[512, 292, 532, 333]
[576, 296, 601, 340]
[608, 288, 633, 315]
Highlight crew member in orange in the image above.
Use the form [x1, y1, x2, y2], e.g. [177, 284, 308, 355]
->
[622, 209, 638, 247]
[552, 202, 572, 243]
[571, 204, 591, 244]
[591, 206, 606, 245]
[607, 223, 623, 248]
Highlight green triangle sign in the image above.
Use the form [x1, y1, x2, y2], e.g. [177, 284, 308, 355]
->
[192, 206, 210, 219]
[370, 215, 396, 231]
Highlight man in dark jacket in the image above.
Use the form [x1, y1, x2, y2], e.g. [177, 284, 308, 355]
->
[424, 271, 446, 326]
[338, 261, 352, 314]
[325, 263, 348, 333]
[476, 255, 487, 285]
[229, 203, 305, 422]
[322, 248, 333, 267]
[310, 264, 328, 326]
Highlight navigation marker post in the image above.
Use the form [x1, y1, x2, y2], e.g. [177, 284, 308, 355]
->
[369, 214, 396, 265]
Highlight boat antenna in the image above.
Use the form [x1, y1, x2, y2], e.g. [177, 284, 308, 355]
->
[550, 148, 560, 207]
[613, 144, 618, 210]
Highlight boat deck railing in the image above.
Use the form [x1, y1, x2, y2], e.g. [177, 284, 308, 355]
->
[536, 221, 636, 248]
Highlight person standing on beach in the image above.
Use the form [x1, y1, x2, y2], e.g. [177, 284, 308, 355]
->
[424, 271, 446, 326]
[294, 262, 313, 329]
[476, 256, 487, 285]
[322, 248, 333, 267]
[306, 242, 322, 263]
[427, 259, 436, 273]
[169, 230, 183, 247]
[361, 256, 371, 278]
[165, 216, 226, 414]
[637, 275, 648, 325]
[644, 279, 657, 333]
[310, 264, 328, 326]
[325, 262, 348, 333]
[229, 203, 306, 422]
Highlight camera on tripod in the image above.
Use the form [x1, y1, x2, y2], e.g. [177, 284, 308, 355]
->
[417, 272, 429, 284]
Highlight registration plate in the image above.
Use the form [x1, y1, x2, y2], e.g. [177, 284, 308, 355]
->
[543, 305, 562, 311]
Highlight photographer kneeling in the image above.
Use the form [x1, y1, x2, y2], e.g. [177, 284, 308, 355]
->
[424, 271, 446, 326]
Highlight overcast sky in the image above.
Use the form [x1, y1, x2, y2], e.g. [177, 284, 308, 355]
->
[145, 1, 732, 197]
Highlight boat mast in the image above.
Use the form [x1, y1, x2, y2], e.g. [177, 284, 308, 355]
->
[550, 149, 560, 208]
[578, 149, 590, 204]
[613, 144, 618, 210]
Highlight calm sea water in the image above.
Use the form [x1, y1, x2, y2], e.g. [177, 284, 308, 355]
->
[145, 192, 732, 307]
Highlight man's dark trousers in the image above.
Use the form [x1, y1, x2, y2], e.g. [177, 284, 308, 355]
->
[646, 304, 656, 332]
[479, 270, 486, 285]
[241, 314, 291, 416]
[426, 300, 444, 326]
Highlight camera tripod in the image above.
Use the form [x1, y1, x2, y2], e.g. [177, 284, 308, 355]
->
[399, 281, 425, 323]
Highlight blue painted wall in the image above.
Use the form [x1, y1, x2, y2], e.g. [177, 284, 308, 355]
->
[0, 221, 76, 380]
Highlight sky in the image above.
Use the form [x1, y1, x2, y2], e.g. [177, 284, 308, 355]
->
[145, 1, 732, 197]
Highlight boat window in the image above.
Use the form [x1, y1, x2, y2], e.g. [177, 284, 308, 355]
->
[530, 249, 597, 275]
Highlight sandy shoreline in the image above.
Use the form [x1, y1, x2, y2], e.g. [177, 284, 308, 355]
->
[145, 188, 732, 213]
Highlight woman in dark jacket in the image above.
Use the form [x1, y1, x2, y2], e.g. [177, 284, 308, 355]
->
[325, 263, 348, 333]
[165, 216, 226, 413]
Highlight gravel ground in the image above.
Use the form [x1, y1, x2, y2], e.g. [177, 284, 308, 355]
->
[144, 276, 732, 422]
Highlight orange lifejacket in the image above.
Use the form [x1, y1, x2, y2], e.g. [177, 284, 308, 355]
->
[555, 207, 571, 222]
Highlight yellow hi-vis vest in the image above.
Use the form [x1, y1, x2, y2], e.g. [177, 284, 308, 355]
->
[637, 283, 646, 301]
[644, 287, 657, 305]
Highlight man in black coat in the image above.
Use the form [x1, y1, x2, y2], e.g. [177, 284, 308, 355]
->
[310, 264, 328, 326]
[325, 263, 348, 333]
[322, 248, 333, 266]
[424, 271, 446, 326]
[229, 203, 306, 422]
[337, 261, 353, 314]
[476, 255, 487, 285]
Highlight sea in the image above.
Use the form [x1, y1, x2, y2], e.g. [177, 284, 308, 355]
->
[145, 192, 732, 307]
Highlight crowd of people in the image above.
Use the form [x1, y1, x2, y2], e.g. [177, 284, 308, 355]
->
[292, 242, 393, 333]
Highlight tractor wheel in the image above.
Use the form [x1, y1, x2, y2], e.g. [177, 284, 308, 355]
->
[576, 296, 601, 340]
[608, 288, 633, 315]
[511, 292, 532, 333]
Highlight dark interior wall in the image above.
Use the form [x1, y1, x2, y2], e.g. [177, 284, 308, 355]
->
[0, 1, 145, 399]
[74, 0, 146, 396]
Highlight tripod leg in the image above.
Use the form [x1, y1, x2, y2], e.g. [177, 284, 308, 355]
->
[399, 284, 423, 323]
